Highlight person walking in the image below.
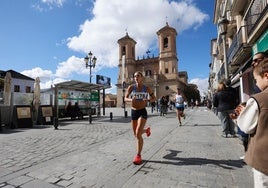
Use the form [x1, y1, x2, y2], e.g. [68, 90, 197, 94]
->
[124, 71, 156, 165]
[174, 88, 185, 126]
[235, 51, 268, 157]
[251, 51, 268, 68]
[213, 81, 237, 138]
[236, 58, 268, 188]
[159, 95, 168, 116]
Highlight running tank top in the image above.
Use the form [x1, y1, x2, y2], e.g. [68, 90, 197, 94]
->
[131, 84, 148, 100]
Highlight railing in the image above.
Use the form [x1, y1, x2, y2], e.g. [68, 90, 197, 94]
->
[245, 0, 268, 35]
[227, 26, 248, 64]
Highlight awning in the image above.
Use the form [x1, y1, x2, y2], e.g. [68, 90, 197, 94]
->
[53, 80, 111, 126]
[54, 80, 111, 91]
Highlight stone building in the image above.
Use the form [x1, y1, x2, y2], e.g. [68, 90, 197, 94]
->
[209, 0, 268, 103]
[116, 23, 188, 107]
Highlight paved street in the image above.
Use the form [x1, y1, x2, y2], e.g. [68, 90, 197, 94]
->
[0, 107, 253, 188]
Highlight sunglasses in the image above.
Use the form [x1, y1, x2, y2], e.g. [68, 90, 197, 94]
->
[134, 74, 141, 78]
[252, 58, 264, 67]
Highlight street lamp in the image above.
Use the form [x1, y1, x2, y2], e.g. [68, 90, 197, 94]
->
[84, 51, 97, 84]
[84, 51, 97, 124]
[218, 17, 229, 79]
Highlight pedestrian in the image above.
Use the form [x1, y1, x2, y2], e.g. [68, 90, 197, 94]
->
[236, 58, 268, 188]
[251, 51, 268, 93]
[74, 102, 83, 120]
[159, 95, 168, 116]
[65, 101, 75, 120]
[213, 81, 237, 138]
[151, 101, 155, 113]
[124, 71, 156, 165]
[251, 51, 268, 68]
[174, 88, 185, 126]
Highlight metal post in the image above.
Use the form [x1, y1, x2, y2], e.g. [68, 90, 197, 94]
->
[54, 86, 59, 130]
[102, 89, 105, 116]
[89, 65, 92, 84]
[89, 89, 92, 124]
[84, 51, 97, 124]
[222, 35, 229, 79]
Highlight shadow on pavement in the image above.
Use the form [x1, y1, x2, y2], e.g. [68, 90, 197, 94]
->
[0, 128, 25, 134]
[145, 149, 245, 170]
[98, 116, 131, 123]
[189, 124, 221, 127]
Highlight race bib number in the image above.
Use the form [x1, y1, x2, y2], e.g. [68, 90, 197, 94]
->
[132, 92, 148, 100]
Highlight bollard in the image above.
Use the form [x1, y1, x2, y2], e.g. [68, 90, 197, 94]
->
[54, 117, 58, 130]
[110, 112, 113, 121]
[124, 111, 128, 118]
[89, 113, 92, 124]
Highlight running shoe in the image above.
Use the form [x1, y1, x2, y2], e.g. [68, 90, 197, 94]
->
[133, 154, 142, 165]
[179, 122, 182, 126]
[146, 127, 151, 137]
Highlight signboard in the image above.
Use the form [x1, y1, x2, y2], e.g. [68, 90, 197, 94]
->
[17, 107, 31, 119]
[252, 29, 268, 54]
[12, 105, 33, 128]
[96, 75, 111, 86]
[42, 106, 53, 117]
[91, 92, 99, 101]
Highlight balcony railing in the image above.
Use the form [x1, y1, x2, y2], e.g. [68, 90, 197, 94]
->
[227, 26, 248, 64]
[245, 0, 268, 35]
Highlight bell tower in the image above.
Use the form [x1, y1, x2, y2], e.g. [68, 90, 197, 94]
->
[157, 22, 178, 79]
[117, 32, 137, 107]
[117, 32, 137, 84]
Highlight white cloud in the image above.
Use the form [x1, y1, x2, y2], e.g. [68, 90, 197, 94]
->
[21, 67, 53, 82]
[66, 0, 209, 69]
[189, 78, 208, 97]
[27, 0, 209, 92]
[32, 0, 66, 11]
[41, 0, 65, 7]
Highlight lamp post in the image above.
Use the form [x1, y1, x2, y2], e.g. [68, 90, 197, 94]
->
[84, 51, 97, 124]
[84, 51, 97, 84]
[218, 17, 229, 79]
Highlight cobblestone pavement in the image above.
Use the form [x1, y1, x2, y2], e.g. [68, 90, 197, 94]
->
[0, 107, 253, 188]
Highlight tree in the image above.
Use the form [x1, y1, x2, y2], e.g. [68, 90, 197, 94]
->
[184, 84, 200, 104]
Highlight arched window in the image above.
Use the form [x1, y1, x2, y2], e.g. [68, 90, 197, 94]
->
[122, 46, 126, 55]
[164, 37, 168, 48]
[145, 70, 152, 76]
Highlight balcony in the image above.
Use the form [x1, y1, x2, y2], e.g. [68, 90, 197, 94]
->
[227, 26, 251, 75]
[245, 0, 268, 43]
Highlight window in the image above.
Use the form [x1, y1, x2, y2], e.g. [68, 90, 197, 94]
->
[164, 37, 168, 48]
[14, 85, 20, 92]
[25, 86, 31, 93]
[122, 46, 126, 55]
[165, 68, 169, 74]
[145, 70, 152, 76]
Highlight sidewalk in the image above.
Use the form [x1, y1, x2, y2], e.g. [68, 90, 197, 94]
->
[0, 107, 253, 188]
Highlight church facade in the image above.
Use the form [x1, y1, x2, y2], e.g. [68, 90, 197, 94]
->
[116, 23, 188, 107]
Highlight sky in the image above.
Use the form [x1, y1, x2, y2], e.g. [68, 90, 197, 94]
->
[0, 0, 217, 96]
